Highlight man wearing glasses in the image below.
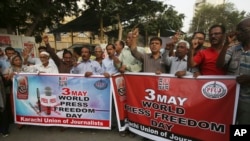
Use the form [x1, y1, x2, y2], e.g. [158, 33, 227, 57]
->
[188, 24, 226, 75]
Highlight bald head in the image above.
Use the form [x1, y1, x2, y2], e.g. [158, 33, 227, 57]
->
[237, 17, 250, 29]
[236, 17, 250, 44]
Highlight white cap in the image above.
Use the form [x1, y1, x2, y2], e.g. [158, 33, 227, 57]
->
[40, 51, 50, 56]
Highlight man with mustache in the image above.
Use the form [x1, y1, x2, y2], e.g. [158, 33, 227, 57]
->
[70, 46, 103, 77]
[188, 25, 226, 75]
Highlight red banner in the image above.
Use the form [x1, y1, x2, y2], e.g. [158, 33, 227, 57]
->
[0, 35, 11, 47]
[113, 73, 239, 141]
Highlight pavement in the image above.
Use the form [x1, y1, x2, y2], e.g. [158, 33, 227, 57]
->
[1, 124, 144, 141]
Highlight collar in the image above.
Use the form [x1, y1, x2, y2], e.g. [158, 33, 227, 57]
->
[38, 62, 53, 67]
[175, 55, 188, 61]
[124, 46, 131, 50]
[150, 53, 162, 59]
[81, 59, 91, 63]
[235, 44, 244, 51]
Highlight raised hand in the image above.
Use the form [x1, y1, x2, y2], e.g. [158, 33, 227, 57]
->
[22, 47, 31, 59]
[43, 35, 49, 44]
[131, 28, 139, 49]
[132, 28, 139, 38]
[191, 38, 199, 49]
[172, 31, 180, 44]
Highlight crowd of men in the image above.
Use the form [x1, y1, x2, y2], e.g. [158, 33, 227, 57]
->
[0, 17, 250, 140]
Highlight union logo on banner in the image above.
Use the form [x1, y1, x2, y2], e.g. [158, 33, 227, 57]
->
[158, 77, 170, 91]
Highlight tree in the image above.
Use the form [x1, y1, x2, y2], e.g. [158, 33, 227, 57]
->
[189, 3, 246, 34]
[83, 0, 123, 43]
[0, 0, 81, 36]
[83, 0, 184, 44]
[145, 5, 184, 36]
[123, 2, 184, 45]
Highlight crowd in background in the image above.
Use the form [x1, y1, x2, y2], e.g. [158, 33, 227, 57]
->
[0, 17, 250, 140]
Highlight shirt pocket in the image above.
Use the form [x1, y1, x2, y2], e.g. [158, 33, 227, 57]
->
[228, 57, 240, 70]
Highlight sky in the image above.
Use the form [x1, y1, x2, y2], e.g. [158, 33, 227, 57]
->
[165, 0, 250, 32]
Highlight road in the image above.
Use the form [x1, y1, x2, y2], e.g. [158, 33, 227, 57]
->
[1, 124, 144, 141]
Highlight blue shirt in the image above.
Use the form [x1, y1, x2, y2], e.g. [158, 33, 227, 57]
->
[0, 58, 11, 74]
[102, 57, 118, 75]
[70, 60, 104, 75]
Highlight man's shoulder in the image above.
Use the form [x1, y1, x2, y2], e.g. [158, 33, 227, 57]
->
[90, 60, 101, 65]
[103, 57, 112, 61]
[198, 47, 213, 53]
[229, 44, 242, 51]
[137, 46, 145, 50]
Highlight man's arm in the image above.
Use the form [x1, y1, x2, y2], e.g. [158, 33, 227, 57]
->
[131, 48, 144, 62]
[43, 36, 61, 67]
[237, 75, 250, 86]
[162, 41, 175, 66]
[216, 35, 231, 68]
[129, 28, 144, 62]
[113, 56, 122, 69]
[188, 38, 198, 68]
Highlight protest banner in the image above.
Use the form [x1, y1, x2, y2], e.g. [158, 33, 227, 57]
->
[112, 73, 239, 141]
[13, 73, 112, 129]
[0, 34, 36, 57]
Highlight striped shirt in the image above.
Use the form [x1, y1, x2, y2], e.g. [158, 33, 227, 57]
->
[225, 44, 250, 97]
[225, 44, 250, 75]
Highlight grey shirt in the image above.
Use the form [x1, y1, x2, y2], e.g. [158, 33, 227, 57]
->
[131, 47, 166, 73]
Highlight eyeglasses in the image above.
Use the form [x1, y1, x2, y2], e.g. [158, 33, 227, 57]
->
[95, 51, 102, 53]
[193, 37, 204, 40]
[39, 56, 48, 59]
[176, 46, 187, 48]
[209, 32, 223, 36]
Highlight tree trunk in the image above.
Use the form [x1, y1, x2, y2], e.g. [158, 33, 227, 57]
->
[100, 16, 104, 44]
[6, 25, 15, 35]
[157, 28, 160, 37]
[25, 17, 40, 36]
[145, 30, 148, 47]
[117, 14, 123, 40]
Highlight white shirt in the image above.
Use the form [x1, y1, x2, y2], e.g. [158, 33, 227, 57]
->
[25, 63, 59, 74]
[28, 56, 56, 66]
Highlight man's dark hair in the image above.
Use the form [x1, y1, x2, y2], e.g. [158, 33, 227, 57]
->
[38, 46, 46, 52]
[82, 45, 91, 54]
[209, 24, 226, 34]
[192, 31, 206, 39]
[63, 49, 72, 57]
[72, 47, 82, 56]
[119, 40, 125, 48]
[106, 43, 116, 49]
[5, 46, 15, 53]
[150, 36, 162, 45]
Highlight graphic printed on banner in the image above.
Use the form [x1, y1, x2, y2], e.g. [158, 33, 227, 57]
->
[111, 75, 128, 131]
[121, 74, 238, 141]
[0, 35, 11, 47]
[13, 74, 112, 129]
[201, 81, 227, 99]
